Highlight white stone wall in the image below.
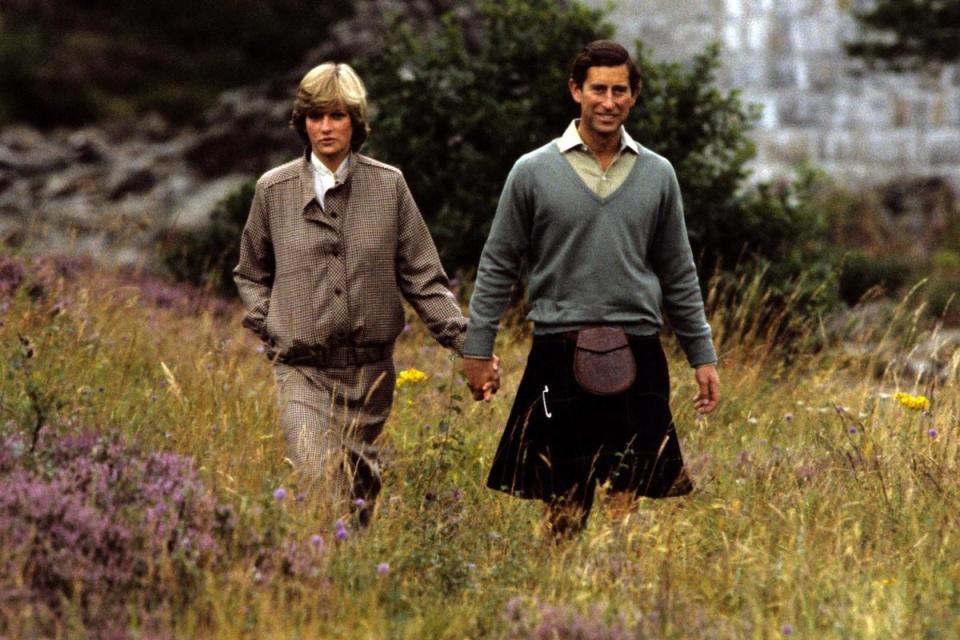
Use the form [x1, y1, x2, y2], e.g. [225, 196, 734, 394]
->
[586, 0, 960, 189]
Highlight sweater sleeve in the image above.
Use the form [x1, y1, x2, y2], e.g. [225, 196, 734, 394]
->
[463, 159, 534, 357]
[651, 163, 718, 367]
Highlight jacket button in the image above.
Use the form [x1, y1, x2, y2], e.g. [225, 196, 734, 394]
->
[334, 288, 343, 296]
[330, 212, 338, 218]
[332, 248, 340, 257]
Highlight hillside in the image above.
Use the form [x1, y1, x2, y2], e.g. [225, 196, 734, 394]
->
[0, 254, 957, 638]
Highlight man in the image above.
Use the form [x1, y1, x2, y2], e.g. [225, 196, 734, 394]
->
[463, 41, 720, 536]
[234, 62, 494, 524]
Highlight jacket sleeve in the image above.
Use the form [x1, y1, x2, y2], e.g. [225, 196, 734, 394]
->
[394, 174, 467, 355]
[233, 182, 275, 344]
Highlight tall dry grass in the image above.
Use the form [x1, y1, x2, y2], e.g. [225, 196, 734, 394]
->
[0, 256, 958, 639]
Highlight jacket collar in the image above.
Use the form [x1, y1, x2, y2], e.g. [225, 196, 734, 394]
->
[298, 150, 355, 213]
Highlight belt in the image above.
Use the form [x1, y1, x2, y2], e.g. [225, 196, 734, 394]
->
[277, 343, 394, 368]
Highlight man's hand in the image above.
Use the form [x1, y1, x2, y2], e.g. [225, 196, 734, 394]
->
[694, 364, 720, 414]
[463, 355, 501, 401]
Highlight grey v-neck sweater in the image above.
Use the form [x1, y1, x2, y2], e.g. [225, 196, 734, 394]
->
[464, 140, 717, 367]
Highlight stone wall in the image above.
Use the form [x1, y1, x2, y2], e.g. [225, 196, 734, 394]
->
[586, 0, 960, 189]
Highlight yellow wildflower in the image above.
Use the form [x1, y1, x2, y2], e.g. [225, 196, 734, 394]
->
[396, 367, 428, 387]
[894, 392, 930, 412]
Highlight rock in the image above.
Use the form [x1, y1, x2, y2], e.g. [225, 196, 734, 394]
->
[67, 128, 110, 164]
[106, 159, 157, 201]
[185, 87, 299, 177]
[169, 174, 251, 229]
[897, 330, 960, 384]
[0, 125, 72, 176]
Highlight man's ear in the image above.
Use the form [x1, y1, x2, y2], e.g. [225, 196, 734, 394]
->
[568, 77, 583, 104]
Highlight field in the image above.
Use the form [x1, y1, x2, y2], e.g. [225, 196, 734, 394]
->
[1, 255, 958, 639]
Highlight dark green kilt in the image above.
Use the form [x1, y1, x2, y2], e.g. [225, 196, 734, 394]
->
[486, 333, 693, 507]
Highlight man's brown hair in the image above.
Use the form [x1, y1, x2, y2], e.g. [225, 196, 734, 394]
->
[569, 40, 642, 94]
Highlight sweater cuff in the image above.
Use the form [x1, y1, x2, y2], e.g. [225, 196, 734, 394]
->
[680, 335, 718, 368]
[462, 328, 497, 358]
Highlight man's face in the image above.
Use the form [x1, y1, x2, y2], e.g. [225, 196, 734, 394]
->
[568, 64, 638, 140]
[306, 104, 353, 169]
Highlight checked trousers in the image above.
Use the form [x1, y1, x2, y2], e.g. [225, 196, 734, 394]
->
[273, 358, 396, 511]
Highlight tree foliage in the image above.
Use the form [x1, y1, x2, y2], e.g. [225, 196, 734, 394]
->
[358, 0, 830, 288]
[0, 1, 353, 125]
[358, 0, 610, 273]
[846, 0, 960, 70]
[167, 0, 835, 318]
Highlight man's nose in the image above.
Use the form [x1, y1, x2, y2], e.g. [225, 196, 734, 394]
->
[601, 91, 616, 108]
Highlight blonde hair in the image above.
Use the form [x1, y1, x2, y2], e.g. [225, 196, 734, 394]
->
[290, 62, 370, 152]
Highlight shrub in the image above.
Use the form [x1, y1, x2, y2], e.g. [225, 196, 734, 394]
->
[358, 0, 836, 305]
[0, 423, 227, 630]
[359, 0, 610, 273]
[838, 252, 917, 306]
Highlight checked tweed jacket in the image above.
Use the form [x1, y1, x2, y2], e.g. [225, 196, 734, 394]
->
[234, 153, 466, 506]
[234, 153, 466, 362]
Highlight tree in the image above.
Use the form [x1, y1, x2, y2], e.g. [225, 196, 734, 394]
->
[359, 0, 822, 284]
[0, 1, 353, 126]
[168, 0, 836, 321]
[358, 0, 610, 273]
[846, 0, 960, 70]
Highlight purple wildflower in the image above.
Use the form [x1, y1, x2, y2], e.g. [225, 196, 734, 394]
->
[0, 428, 223, 627]
[273, 487, 287, 501]
[376, 562, 390, 575]
[784, 412, 794, 422]
[353, 497, 366, 509]
[848, 426, 857, 434]
[335, 520, 348, 541]
[310, 534, 324, 548]
[781, 623, 794, 636]
[928, 428, 938, 439]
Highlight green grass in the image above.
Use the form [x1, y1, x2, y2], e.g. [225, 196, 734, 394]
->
[1, 260, 958, 639]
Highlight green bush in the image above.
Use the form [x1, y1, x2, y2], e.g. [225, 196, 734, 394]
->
[161, 180, 255, 297]
[357, 0, 836, 316]
[169, 0, 837, 319]
[838, 252, 916, 306]
[359, 0, 610, 273]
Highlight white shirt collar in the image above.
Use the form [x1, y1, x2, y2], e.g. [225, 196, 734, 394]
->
[310, 152, 351, 180]
[310, 152, 350, 210]
[556, 119, 639, 155]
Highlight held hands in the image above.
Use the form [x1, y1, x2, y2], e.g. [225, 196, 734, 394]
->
[694, 364, 720, 415]
[463, 355, 501, 402]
